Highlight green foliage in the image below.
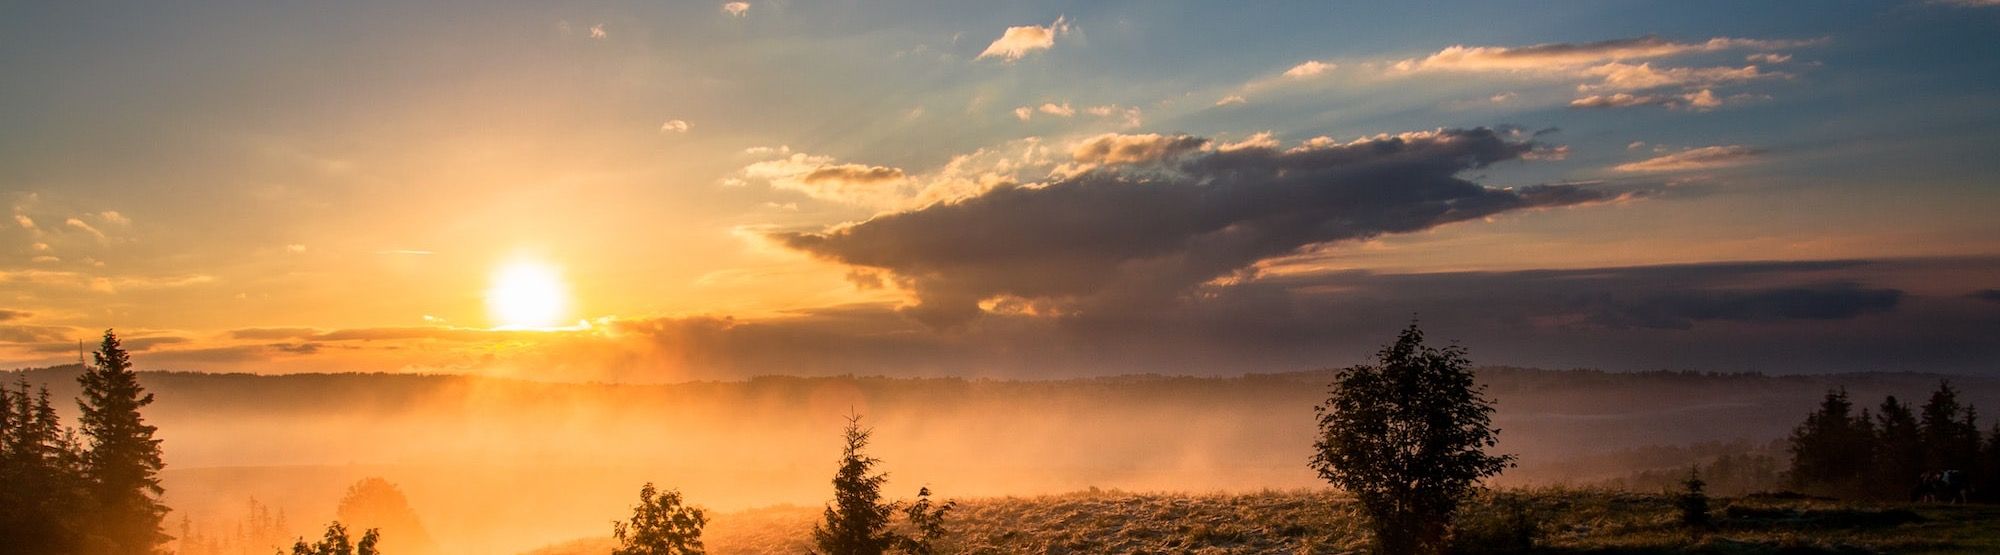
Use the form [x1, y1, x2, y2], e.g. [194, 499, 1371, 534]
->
[1677, 467, 1711, 529]
[1310, 323, 1513, 555]
[812, 415, 900, 555]
[612, 482, 708, 555]
[289, 521, 381, 555]
[80, 329, 172, 553]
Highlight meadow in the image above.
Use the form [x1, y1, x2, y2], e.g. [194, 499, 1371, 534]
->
[527, 489, 2000, 555]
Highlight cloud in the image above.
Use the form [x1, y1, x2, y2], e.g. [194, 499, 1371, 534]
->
[741, 153, 911, 205]
[13, 214, 33, 229]
[660, 119, 691, 133]
[1571, 89, 1744, 111]
[977, 16, 1070, 61]
[1037, 102, 1075, 117]
[1747, 53, 1792, 64]
[1283, 60, 1333, 78]
[1397, 36, 1815, 72]
[773, 128, 1610, 327]
[1972, 289, 2000, 303]
[1580, 63, 1775, 92]
[286, 244, 307, 253]
[65, 217, 105, 239]
[1615, 145, 1765, 172]
[98, 211, 130, 225]
[0, 309, 29, 322]
[1215, 95, 1247, 106]
[589, 24, 607, 39]
[375, 249, 434, 256]
[722, 2, 750, 17]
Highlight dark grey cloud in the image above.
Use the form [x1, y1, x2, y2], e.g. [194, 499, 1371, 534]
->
[776, 128, 1611, 327]
[580, 258, 1998, 380]
[0, 309, 29, 322]
[1972, 289, 2000, 303]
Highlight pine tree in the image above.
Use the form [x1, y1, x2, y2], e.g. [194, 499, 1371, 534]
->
[290, 522, 380, 555]
[1786, 388, 1873, 497]
[1919, 381, 1980, 473]
[895, 486, 955, 555]
[1872, 396, 1924, 499]
[811, 414, 899, 555]
[79, 329, 171, 553]
[1310, 323, 1513, 555]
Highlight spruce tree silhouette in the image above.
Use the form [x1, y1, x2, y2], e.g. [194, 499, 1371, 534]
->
[812, 414, 899, 555]
[1786, 388, 1873, 497]
[79, 329, 170, 554]
[1310, 323, 1512, 555]
[1873, 396, 1924, 499]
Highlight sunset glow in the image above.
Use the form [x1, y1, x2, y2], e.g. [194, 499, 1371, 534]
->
[486, 259, 569, 330]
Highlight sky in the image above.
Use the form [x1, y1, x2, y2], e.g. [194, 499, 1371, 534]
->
[2, 0, 1997, 380]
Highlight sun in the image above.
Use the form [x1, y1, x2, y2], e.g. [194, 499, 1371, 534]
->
[486, 259, 569, 329]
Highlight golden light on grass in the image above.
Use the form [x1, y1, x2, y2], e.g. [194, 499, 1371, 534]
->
[487, 259, 569, 329]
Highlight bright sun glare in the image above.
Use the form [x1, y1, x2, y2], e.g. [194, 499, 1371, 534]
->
[487, 260, 569, 329]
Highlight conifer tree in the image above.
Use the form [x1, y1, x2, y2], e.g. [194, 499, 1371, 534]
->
[812, 414, 899, 555]
[1872, 396, 1924, 499]
[1919, 381, 1980, 472]
[79, 329, 170, 553]
[1786, 388, 1873, 496]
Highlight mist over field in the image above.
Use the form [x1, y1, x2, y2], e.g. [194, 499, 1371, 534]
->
[7, 365, 1996, 553]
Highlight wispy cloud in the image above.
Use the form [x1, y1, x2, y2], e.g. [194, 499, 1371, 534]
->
[1282, 60, 1333, 78]
[721, 2, 750, 17]
[1615, 145, 1765, 172]
[660, 119, 691, 133]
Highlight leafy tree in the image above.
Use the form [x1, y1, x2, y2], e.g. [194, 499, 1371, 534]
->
[895, 487, 955, 555]
[1310, 323, 1513, 555]
[811, 414, 900, 555]
[289, 522, 380, 555]
[1871, 396, 1924, 499]
[1919, 381, 1981, 473]
[612, 483, 707, 555]
[336, 478, 437, 555]
[1786, 388, 1874, 496]
[80, 329, 171, 553]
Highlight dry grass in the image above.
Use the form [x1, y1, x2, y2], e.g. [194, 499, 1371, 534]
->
[524, 489, 2000, 554]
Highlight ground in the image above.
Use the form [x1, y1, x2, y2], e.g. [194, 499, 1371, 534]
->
[524, 489, 2000, 554]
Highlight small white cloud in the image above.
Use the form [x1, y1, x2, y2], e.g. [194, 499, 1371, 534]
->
[660, 119, 691, 133]
[30, 242, 49, 251]
[12, 214, 32, 229]
[31, 255, 59, 264]
[1037, 103, 1075, 117]
[64, 218, 105, 239]
[286, 244, 307, 253]
[977, 16, 1070, 62]
[1747, 53, 1791, 64]
[722, 2, 750, 16]
[98, 211, 130, 225]
[1283, 60, 1333, 78]
[1627, 141, 1647, 150]
[1013, 106, 1035, 121]
[1489, 92, 1518, 104]
[1214, 95, 1247, 106]
[589, 24, 608, 39]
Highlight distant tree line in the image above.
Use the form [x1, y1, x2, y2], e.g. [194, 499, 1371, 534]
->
[1788, 382, 2000, 501]
[0, 330, 171, 554]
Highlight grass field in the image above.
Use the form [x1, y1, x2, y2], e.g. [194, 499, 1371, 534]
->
[526, 489, 2000, 554]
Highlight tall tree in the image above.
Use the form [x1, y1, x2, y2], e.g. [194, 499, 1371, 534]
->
[811, 414, 899, 555]
[1786, 388, 1873, 497]
[2, 379, 96, 553]
[1919, 380, 1980, 472]
[1872, 396, 1924, 499]
[1311, 323, 1513, 555]
[79, 329, 170, 553]
[337, 477, 438, 555]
